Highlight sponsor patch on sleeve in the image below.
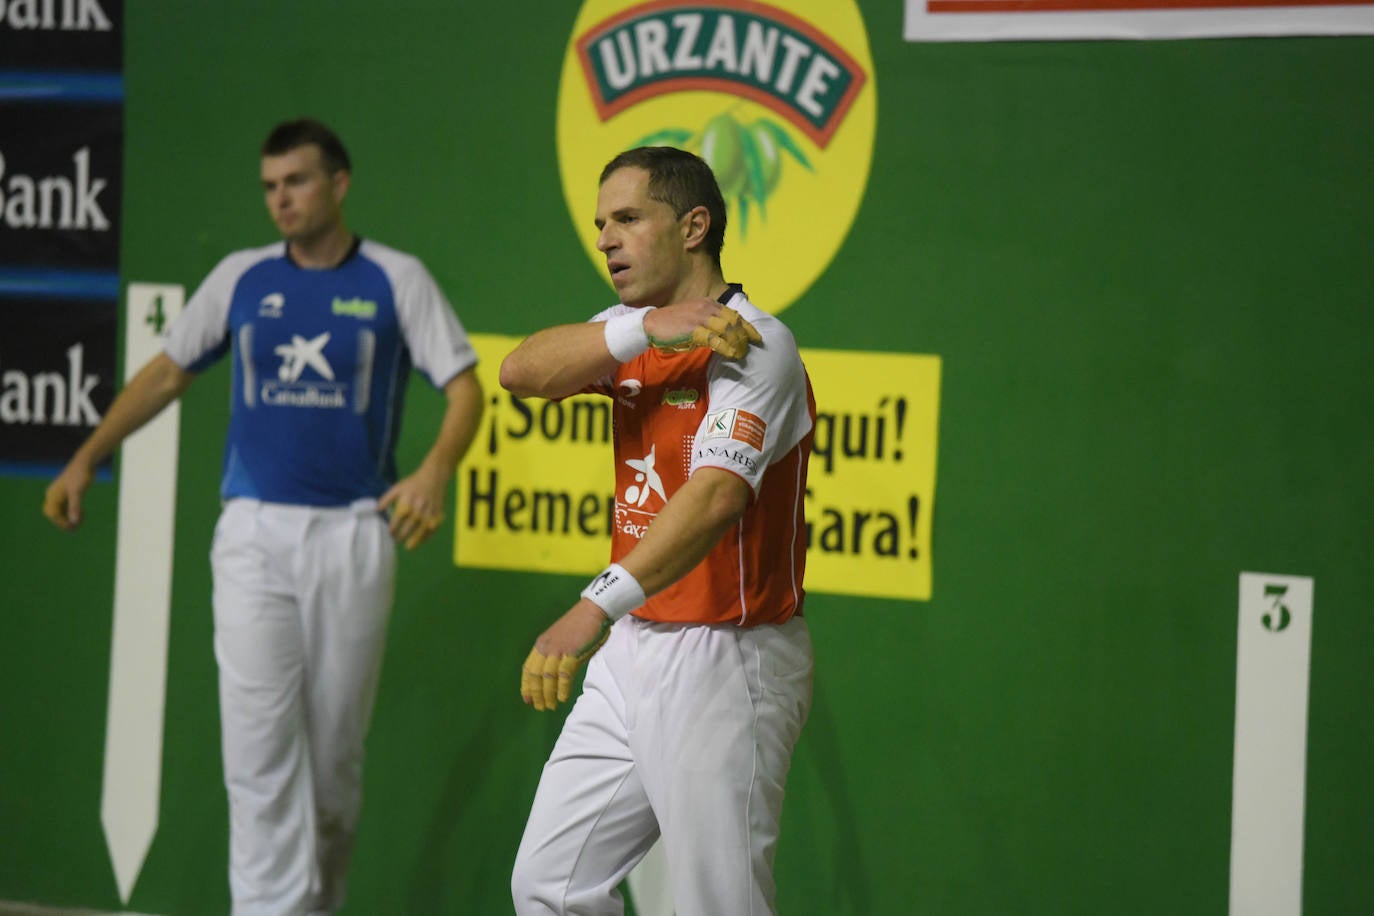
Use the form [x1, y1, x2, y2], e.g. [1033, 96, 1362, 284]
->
[703, 407, 766, 451]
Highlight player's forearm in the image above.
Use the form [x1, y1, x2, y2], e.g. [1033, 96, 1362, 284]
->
[619, 468, 751, 597]
[415, 368, 484, 482]
[499, 322, 621, 399]
[69, 352, 192, 471]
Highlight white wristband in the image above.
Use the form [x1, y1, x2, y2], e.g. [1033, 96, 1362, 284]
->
[580, 563, 646, 621]
[603, 308, 653, 362]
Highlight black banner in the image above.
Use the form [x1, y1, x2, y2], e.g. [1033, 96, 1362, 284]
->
[0, 103, 123, 271]
[0, 298, 117, 468]
[0, 7, 123, 476]
[0, 0, 123, 72]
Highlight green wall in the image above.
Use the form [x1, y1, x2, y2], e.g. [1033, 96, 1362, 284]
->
[2, 2, 1371, 913]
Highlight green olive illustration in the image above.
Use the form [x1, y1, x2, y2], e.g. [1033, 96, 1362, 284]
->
[628, 113, 814, 239]
[699, 114, 747, 199]
[750, 120, 783, 195]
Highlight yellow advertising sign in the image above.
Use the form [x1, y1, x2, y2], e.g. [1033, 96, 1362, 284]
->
[800, 348, 941, 601]
[455, 335, 941, 602]
[454, 335, 613, 576]
[556, 0, 877, 315]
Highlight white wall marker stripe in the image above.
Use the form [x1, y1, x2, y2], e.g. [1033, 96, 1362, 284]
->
[1229, 572, 1315, 916]
[101, 283, 184, 904]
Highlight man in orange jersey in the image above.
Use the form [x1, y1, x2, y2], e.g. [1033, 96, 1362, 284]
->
[502, 146, 816, 916]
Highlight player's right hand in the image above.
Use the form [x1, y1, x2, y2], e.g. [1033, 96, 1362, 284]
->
[43, 464, 93, 531]
[646, 300, 762, 360]
[520, 601, 612, 712]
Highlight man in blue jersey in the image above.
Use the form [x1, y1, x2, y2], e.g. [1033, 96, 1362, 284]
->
[43, 118, 483, 914]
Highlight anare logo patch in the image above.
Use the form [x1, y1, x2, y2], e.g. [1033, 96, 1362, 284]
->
[703, 406, 766, 450]
[557, 0, 877, 314]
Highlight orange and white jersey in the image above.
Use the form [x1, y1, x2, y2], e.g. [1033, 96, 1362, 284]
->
[587, 286, 815, 627]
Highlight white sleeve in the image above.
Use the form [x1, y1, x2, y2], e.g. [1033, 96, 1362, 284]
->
[372, 243, 478, 388]
[690, 308, 812, 493]
[164, 247, 275, 372]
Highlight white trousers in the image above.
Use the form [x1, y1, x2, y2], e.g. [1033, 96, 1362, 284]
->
[512, 614, 814, 916]
[211, 498, 396, 916]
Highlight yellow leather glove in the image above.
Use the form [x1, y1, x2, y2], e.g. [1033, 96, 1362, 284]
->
[520, 619, 612, 712]
[649, 307, 762, 360]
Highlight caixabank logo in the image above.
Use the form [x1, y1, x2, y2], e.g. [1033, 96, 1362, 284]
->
[557, 0, 876, 314]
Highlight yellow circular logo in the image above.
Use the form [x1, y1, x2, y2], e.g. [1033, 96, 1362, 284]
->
[557, 0, 877, 314]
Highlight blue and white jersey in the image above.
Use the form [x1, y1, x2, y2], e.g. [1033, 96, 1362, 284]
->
[165, 238, 478, 506]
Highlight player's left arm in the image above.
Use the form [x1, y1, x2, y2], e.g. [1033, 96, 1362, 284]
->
[380, 367, 484, 550]
[522, 467, 750, 710]
[618, 467, 751, 592]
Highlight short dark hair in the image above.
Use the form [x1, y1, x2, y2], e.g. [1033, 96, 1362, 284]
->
[261, 118, 351, 174]
[600, 146, 727, 264]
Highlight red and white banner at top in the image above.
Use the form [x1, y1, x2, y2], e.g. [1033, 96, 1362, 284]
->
[904, 0, 1374, 40]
